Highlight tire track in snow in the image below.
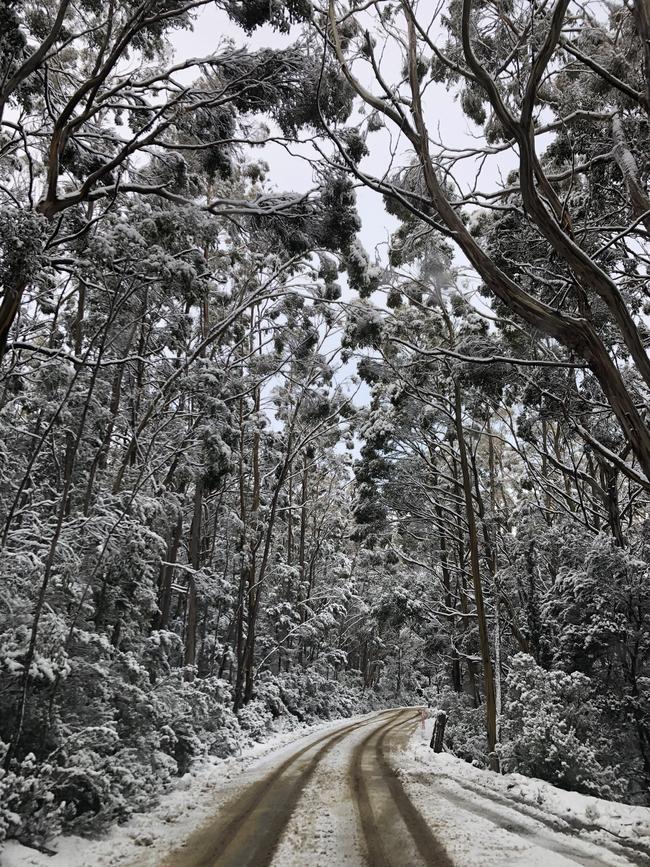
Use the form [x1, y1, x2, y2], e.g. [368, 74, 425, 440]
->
[350, 711, 454, 866]
[413, 770, 646, 867]
[159, 709, 399, 867]
[426, 770, 650, 866]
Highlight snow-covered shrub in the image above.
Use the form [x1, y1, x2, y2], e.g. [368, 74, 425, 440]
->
[0, 629, 239, 840]
[177, 676, 240, 759]
[274, 668, 368, 722]
[237, 699, 275, 742]
[163, 721, 204, 777]
[427, 688, 489, 766]
[0, 746, 65, 844]
[498, 654, 622, 798]
[208, 714, 242, 759]
[253, 674, 289, 721]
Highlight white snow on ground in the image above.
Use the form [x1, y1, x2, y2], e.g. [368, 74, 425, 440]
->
[1, 713, 372, 867]
[6, 710, 650, 867]
[392, 716, 650, 867]
[270, 716, 370, 867]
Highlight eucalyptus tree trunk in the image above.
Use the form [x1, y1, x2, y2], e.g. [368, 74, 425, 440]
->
[233, 398, 248, 711]
[450, 448, 479, 703]
[157, 511, 183, 630]
[184, 479, 204, 679]
[599, 460, 625, 547]
[298, 458, 309, 666]
[453, 382, 498, 765]
[430, 462, 461, 693]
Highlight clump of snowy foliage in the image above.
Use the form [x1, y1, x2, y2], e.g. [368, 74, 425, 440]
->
[498, 654, 621, 799]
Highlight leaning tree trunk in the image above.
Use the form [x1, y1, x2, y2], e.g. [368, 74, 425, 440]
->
[330, 5, 650, 485]
[0, 279, 26, 359]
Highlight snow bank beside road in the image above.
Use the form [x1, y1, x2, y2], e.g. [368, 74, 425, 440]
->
[394, 718, 650, 865]
[417, 736, 650, 842]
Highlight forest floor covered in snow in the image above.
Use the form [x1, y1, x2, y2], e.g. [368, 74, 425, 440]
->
[3, 709, 650, 867]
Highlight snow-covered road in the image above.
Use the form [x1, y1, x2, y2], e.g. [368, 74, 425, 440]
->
[145, 708, 650, 867]
[6, 707, 650, 867]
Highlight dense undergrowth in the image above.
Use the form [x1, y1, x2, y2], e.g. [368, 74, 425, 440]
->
[0, 665, 382, 846]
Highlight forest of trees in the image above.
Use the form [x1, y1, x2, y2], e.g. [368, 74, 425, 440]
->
[1, 0, 650, 849]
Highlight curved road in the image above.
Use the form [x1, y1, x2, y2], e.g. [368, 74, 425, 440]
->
[157, 709, 646, 867]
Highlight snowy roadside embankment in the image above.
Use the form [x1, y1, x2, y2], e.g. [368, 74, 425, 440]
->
[391, 717, 650, 866]
[2, 712, 372, 867]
